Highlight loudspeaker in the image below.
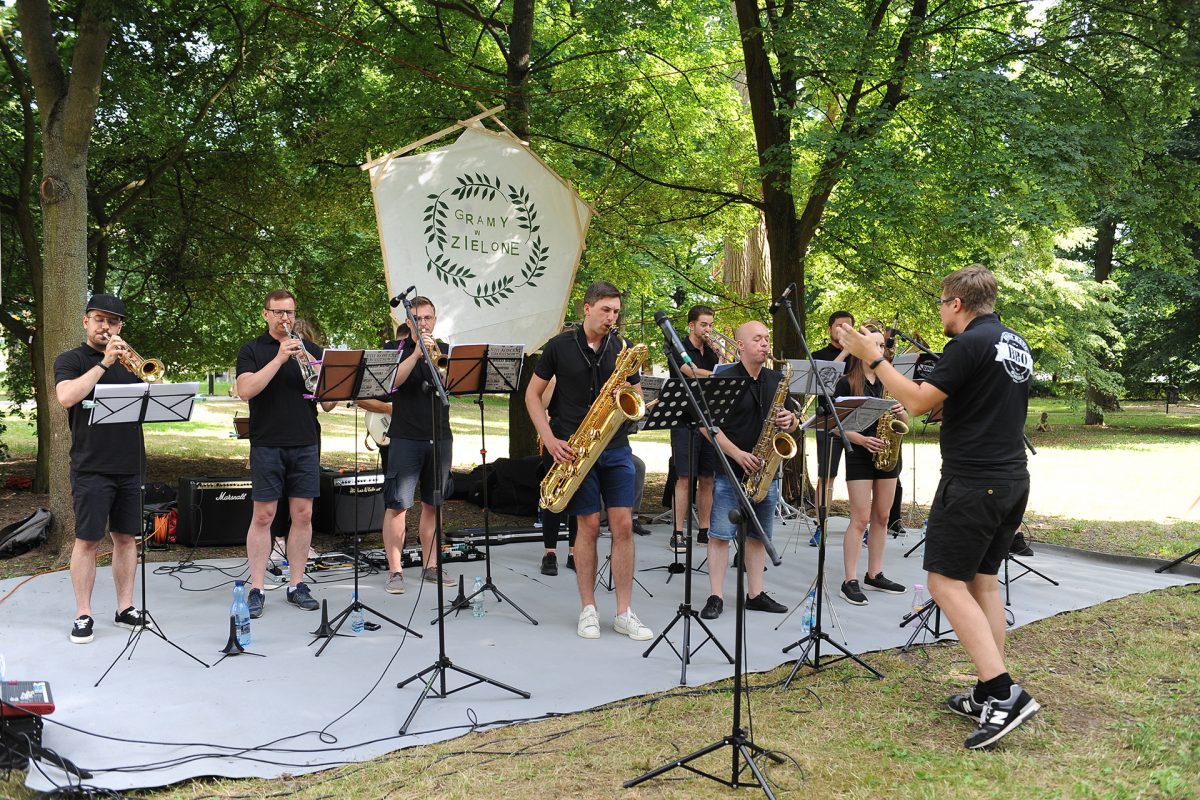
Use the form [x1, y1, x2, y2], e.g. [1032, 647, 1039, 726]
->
[316, 469, 385, 535]
[176, 477, 287, 547]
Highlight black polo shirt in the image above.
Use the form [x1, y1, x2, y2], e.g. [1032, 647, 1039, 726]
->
[923, 314, 1031, 479]
[53, 344, 146, 475]
[669, 335, 720, 374]
[235, 331, 322, 447]
[383, 338, 453, 442]
[535, 327, 642, 450]
[715, 361, 787, 481]
[812, 343, 843, 362]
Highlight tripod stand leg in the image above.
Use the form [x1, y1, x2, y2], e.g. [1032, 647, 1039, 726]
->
[1155, 546, 1200, 573]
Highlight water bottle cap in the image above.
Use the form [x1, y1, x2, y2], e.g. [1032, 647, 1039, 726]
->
[913, 583, 924, 590]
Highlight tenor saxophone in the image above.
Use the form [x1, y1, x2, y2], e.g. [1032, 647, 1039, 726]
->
[873, 386, 909, 471]
[539, 341, 648, 513]
[743, 361, 798, 503]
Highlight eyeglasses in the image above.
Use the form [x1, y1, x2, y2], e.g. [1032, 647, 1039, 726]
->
[265, 309, 297, 318]
[89, 314, 123, 328]
[414, 315, 435, 323]
[935, 297, 958, 307]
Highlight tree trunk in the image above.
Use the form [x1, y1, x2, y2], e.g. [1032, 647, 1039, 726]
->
[1086, 215, 1121, 425]
[722, 214, 770, 299]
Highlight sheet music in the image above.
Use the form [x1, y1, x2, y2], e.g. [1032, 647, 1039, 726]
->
[786, 358, 845, 395]
[800, 395, 892, 431]
[481, 344, 525, 392]
[89, 384, 149, 424]
[639, 375, 665, 404]
[892, 353, 919, 380]
[360, 349, 402, 396]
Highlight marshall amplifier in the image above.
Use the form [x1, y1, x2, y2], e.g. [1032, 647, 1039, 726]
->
[316, 469, 386, 536]
[176, 477, 288, 547]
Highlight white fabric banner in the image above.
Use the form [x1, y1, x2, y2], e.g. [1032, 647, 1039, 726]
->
[369, 126, 590, 350]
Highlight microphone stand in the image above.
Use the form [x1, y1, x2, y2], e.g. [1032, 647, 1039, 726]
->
[394, 294, 528, 734]
[771, 288, 883, 684]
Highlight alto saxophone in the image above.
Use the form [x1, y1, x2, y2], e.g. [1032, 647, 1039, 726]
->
[743, 361, 798, 503]
[539, 341, 648, 513]
[873, 386, 909, 471]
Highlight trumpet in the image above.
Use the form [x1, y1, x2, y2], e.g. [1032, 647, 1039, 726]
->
[420, 333, 449, 381]
[103, 334, 164, 383]
[703, 330, 739, 364]
[282, 322, 320, 394]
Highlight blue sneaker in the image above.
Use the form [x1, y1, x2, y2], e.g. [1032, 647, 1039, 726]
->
[247, 588, 265, 619]
[286, 582, 319, 611]
[808, 528, 822, 548]
[862, 526, 869, 547]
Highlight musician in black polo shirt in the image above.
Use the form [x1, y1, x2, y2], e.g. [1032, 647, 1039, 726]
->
[358, 296, 456, 595]
[54, 294, 153, 645]
[698, 320, 798, 621]
[667, 305, 721, 554]
[809, 310, 854, 546]
[525, 281, 652, 642]
[838, 264, 1039, 750]
[235, 289, 330, 618]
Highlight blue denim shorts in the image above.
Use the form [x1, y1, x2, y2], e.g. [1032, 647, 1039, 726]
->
[709, 473, 778, 542]
[568, 444, 636, 516]
[250, 444, 320, 502]
[385, 438, 453, 510]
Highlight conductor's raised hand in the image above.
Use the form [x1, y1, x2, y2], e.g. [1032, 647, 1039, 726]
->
[836, 322, 885, 363]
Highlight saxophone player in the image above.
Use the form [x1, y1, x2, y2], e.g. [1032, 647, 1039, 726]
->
[698, 321, 798, 620]
[831, 327, 908, 606]
[524, 281, 652, 642]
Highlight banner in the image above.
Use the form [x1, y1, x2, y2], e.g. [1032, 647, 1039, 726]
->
[368, 125, 590, 350]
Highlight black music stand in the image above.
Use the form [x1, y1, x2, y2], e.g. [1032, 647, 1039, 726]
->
[432, 342, 536, 626]
[93, 382, 210, 686]
[308, 348, 421, 657]
[394, 297, 528, 735]
[640, 376, 747, 683]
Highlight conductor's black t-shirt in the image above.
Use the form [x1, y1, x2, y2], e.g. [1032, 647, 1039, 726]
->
[235, 331, 323, 447]
[53, 344, 146, 474]
[923, 314, 1032, 479]
[534, 327, 641, 450]
[384, 338, 453, 442]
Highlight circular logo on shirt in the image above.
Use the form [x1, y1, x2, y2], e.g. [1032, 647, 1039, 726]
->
[994, 332, 1033, 384]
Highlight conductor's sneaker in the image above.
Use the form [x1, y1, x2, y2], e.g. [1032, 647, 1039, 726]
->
[700, 594, 723, 620]
[577, 604, 601, 639]
[965, 685, 1042, 749]
[247, 587, 265, 618]
[70, 615, 95, 644]
[745, 592, 787, 613]
[948, 690, 986, 721]
[1010, 532, 1034, 556]
[385, 571, 406, 594]
[286, 582, 319, 611]
[422, 567, 456, 587]
[840, 580, 868, 605]
[114, 606, 153, 630]
[669, 533, 688, 553]
[540, 552, 558, 576]
[614, 610, 653, 641]
[808, 528, 822, 548]
[864, 571, 906, 594]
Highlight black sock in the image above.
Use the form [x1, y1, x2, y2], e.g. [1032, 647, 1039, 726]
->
[976, 672, 1014, 700]
[699, 528, 709, 537]
[673, 530, 683, 538]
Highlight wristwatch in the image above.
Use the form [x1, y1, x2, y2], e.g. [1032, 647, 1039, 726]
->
[868, 356, 885, 370]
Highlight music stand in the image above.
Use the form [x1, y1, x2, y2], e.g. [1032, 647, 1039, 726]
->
[640, 377, 746, 682]
[307, 348, 421, 657]
[899, 598, 953, 652]
[94, 382, 210, 686]
[432, 343, 537, 625]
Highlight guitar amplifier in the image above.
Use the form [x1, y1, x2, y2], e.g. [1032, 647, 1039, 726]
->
[316, 469, 386, 536]
[176, 477, 288, 547]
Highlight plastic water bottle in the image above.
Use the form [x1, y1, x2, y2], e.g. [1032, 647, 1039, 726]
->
[349, 593, 366, 635]
[231, 581, 251, 647]
[912, 583, 926, 612]
[801, 589, 816, 633]
[471, 576, 485, 618]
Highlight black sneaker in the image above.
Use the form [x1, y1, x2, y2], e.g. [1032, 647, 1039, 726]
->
[633, 519, 652, 536]
[745, 591, 787, 613]
[840, 580, 868, 605]
[864, 572, 906, 594]
[965, 685, 1041, 749]
[540, 552, 558, 576]
[697, 530, 708, 544]
[948, 690, 986, 720]
[669, 533, 688, 553]
[699, 594, 723, 619]
[1010, 532, 1034, 556]
[286, 582, 319, 611]
[70, 615, 94, 644]
[247, 587, 265, 619]
[114, 607, 153, 630]
[566, 554, 576, 572]
[888, 521, 905, 538]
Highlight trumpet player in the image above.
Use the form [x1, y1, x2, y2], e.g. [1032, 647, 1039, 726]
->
[236, 289, 331, 618]
[54, 294, 153, 644]
[358, 296, 455, 595]
[669, 305, 720, 554]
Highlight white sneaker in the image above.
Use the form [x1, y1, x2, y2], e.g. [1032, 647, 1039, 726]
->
[577, 604, 601, 639]
[614, 610, 653, 641]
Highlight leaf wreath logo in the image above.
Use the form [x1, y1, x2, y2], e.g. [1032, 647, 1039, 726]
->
[422, 172, 550, 307]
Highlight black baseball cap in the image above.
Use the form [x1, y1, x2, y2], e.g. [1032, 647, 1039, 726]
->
[85, 293, 126, 318]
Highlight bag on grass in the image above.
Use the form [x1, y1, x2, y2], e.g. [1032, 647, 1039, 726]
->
[0, 507, 52, 559]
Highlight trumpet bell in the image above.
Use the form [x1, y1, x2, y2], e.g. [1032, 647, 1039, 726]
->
[139, 358, 165, 383]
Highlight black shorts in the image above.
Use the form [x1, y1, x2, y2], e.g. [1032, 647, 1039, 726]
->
[385, 438, 453, 510]
[670, 427, 716, 477]
[250, 444, 320, 502]
[844, 450, 901, 482]
[71, 470, 143, 541]
[814, 431, 844, 478]
[923, 475, 1030, 581]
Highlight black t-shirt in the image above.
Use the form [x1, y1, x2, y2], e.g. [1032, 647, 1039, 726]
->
[923, 314, 1031, 479]
[811, 343, 843, 362]
[833, 374, 887, 440]
[669, 336, 720, 374]
[534, 326, 642, 450]
[235, 331, 323, 447]
[384, 338, 453, 442]
[53, 344, 146, 475]
[716, 361, 787, 481]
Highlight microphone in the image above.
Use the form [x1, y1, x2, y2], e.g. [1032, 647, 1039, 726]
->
[389, 286, 418, 308]
[768, 282, 796, 314]
[653, 310, 693, 366]
[886, 312, 900, 350]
